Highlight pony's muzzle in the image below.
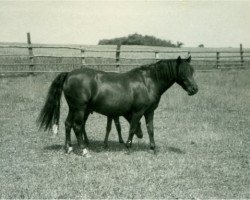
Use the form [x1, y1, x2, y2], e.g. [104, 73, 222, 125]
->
[136, 132, 143, 139]
[188, 85, 198, 96]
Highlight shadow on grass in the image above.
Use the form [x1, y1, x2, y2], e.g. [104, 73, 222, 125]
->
[165, 146, 186, 154]
[88, 140, 149, 153]
[44, 144, 64, 151]
[44, 140, 149, 154]
[44, 141, 186, 155]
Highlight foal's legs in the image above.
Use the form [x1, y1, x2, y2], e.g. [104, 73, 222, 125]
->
[123, 114, 143, 140]
[126, 112, 144, 149]
[104, 117, 112, 148]
[144, 111, 155, 151]
[114, 117, 124, 144]
[104, 117, 123, 148]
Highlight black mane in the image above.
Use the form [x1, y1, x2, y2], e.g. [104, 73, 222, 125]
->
[133, 59, 178, 81]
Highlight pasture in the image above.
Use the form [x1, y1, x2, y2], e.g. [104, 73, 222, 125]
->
[0, 69, 249, 198]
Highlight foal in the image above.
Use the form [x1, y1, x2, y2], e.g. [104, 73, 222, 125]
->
[104, 117, 123, 147]
[104, 117, 143, 148]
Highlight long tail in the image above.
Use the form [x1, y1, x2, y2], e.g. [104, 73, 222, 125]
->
[37, 72, 68, 131]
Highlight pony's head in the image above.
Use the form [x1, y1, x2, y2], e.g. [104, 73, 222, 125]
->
[175, 56, 198, 96]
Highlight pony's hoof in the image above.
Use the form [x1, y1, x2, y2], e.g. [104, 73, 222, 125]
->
[103, 141, 108, 148]
[149, 148, 157, 155]
[82, 148, 91, 158]
[67, 147, 73, 154]
[119, 140, 124, 144]
[137, 134, 143, 139]
[125, 149, 131, 155]
[126, 140, 132, 148]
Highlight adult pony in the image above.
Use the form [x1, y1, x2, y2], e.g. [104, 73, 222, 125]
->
[37, 56, 198, 156]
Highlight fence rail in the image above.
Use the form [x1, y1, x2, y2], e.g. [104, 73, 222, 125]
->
[0, 33, 249, 74]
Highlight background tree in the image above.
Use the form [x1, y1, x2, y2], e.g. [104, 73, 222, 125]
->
[177, 41, 184, 48]
[98, 33, 184, 48]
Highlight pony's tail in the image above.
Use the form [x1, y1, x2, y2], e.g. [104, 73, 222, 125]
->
[37, 72, 68, 131]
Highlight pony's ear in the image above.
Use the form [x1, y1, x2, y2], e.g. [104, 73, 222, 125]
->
[177, 56, 182, 65]
[187, 56, 191, 63]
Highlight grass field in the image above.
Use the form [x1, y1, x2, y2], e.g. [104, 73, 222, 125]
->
[0, 68, 249, 198]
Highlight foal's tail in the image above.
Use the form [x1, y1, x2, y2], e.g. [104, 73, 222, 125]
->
[37, 72, 68, 131]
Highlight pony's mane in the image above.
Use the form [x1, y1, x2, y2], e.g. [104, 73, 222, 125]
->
[133, 59, 176, 70]
[132, 59, 178, 81]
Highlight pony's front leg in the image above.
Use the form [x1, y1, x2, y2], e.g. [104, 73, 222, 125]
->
[104, 117, 112, 148]
[114, 117, 123, 144]
[144, 111, 156, 151]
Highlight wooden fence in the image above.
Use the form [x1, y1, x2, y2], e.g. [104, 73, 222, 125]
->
[0, 33, 249, 74]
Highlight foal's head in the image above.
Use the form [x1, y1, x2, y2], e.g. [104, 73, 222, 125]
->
[175, 56, 198, 96]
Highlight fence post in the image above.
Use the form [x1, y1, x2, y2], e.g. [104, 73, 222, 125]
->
[27, 32, 34, 75]
[80, 46, 86, 67]
[216, 52, 220, 69]
[116, 44, 121, 72]
[155, 51, 159, 61]
[187, 51, 191, 58]
[240, 44, 244, 68]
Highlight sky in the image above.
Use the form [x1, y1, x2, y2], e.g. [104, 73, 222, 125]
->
[0, 0, 250, 48]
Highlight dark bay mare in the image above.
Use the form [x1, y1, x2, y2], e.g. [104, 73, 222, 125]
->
[37, 56, 198, 156]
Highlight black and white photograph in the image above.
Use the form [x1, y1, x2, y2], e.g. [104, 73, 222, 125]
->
[0, 0, 249, 199]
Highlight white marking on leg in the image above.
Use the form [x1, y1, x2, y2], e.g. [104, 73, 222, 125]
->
[68, 147, 73, 154]
[82, 148, 88, 155]
[82, 148, 91, 158]
[52, 124, 58, 136]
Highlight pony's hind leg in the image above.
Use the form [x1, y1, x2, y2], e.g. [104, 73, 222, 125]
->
[104, 117, 112, 148]
[114, 117, 124, 144]
[82, 111, 90, 145]
[65, 110, 73, 154]
[72, 109, 90, 157]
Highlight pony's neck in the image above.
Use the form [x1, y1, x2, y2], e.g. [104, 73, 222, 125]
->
[150, 60, 177, 94]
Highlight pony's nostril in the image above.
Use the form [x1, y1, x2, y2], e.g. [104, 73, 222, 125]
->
[195, 87, 198, 93]
[188, 86, 198, 95]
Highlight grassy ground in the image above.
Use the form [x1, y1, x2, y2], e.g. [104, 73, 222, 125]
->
[0, 69, 249, 198]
